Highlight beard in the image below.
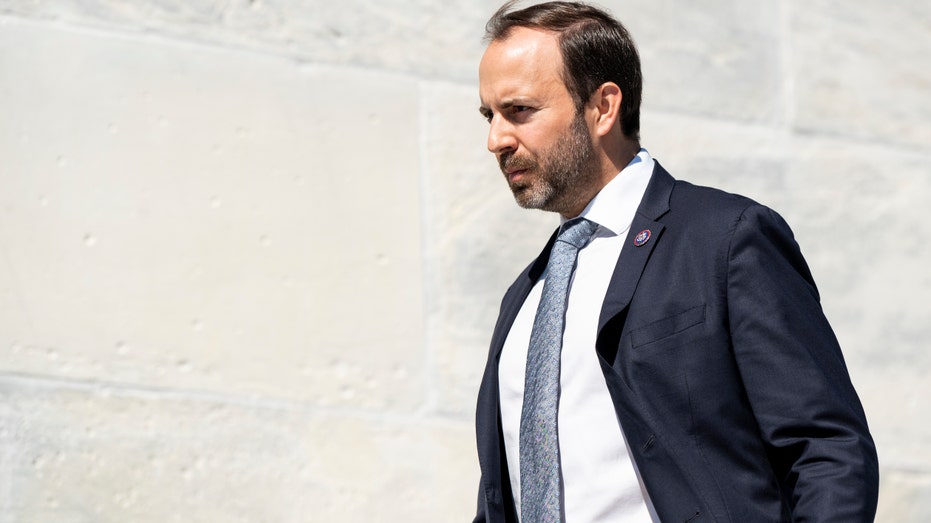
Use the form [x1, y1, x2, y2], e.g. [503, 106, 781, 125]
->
[498, 112, 597, 215]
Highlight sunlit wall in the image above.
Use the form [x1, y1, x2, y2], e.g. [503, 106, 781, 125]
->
[1, 1, 929, 521]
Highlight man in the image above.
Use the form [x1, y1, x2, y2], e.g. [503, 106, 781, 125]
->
[472, 2, 879, 522]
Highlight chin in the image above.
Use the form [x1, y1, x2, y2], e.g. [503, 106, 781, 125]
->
[512, 192, 536, 210]
[514, 190, 554, 211]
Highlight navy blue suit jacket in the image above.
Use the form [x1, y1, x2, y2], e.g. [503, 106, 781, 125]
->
[473, 163, 878, 522]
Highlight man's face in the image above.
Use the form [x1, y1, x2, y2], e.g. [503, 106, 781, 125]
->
[479, 27, 598, 216]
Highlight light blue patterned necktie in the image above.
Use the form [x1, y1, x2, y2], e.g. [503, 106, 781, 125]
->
[519, 217, 599, 523]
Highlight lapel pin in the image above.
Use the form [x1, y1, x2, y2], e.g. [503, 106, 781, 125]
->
[633, 229, 651, 247]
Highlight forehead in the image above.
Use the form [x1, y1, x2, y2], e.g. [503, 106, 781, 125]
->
[479, 27, 568, 104]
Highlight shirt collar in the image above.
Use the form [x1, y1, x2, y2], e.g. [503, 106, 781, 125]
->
[562, 148, 655, 237]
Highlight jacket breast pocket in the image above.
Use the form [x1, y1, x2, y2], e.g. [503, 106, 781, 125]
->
[630, 304, 706, 349]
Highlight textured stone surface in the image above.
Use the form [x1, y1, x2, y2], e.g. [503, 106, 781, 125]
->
[641, 109, 790, 209]
[0, 19, 424, 411]
[603, 0, 784, 123]
[876, 469, 931, 522]
[0, 0, 498, 82]
[1, 0, 929, 521]
[783, 141, 931, 362]
[791, 0, 931, 149]
[0, 377, 475, 523]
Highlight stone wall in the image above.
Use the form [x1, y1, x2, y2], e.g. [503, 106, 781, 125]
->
[0, 1, 928, 521]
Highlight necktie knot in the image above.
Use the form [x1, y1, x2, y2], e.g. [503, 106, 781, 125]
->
[557, 217, 599, 249]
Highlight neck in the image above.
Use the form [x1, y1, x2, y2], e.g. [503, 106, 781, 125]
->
[605, 137, 641, 177]
[558, 138, 640, 219]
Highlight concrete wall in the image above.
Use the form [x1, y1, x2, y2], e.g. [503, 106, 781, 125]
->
[0, 1, 928, 521]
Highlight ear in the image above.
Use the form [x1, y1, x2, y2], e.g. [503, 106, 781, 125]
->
[586, 82, 622, 138]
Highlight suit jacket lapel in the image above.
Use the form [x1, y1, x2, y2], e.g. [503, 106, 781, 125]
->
[598, 162, 675, 334]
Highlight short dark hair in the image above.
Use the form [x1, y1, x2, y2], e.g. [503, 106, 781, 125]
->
[485, 1, 642, 140]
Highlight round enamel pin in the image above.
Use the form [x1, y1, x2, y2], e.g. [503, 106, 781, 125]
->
[633, 229, 651, 247]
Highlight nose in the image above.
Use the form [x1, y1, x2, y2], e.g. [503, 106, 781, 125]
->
[487, 115, 517, 155]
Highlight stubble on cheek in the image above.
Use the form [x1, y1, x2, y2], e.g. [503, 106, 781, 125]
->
[494, 112, 595, 213]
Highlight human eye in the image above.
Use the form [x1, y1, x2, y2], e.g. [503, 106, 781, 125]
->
[479, 107, 493, 123]
[509, 105, 534, 119]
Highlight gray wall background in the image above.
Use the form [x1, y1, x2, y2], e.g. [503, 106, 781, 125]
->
[0, 0, 928, 521]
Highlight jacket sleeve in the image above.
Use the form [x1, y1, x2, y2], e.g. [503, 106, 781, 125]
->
[726, 204, 879, 521]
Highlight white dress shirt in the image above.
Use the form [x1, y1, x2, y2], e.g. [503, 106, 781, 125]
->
[499, 149, 661, 522]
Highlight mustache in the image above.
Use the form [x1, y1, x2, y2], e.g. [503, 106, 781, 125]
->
[499, 152, 537, 173]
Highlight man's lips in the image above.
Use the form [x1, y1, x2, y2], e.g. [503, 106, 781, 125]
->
[506, 169, 528, 183]
[500, 153, 534, 183]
